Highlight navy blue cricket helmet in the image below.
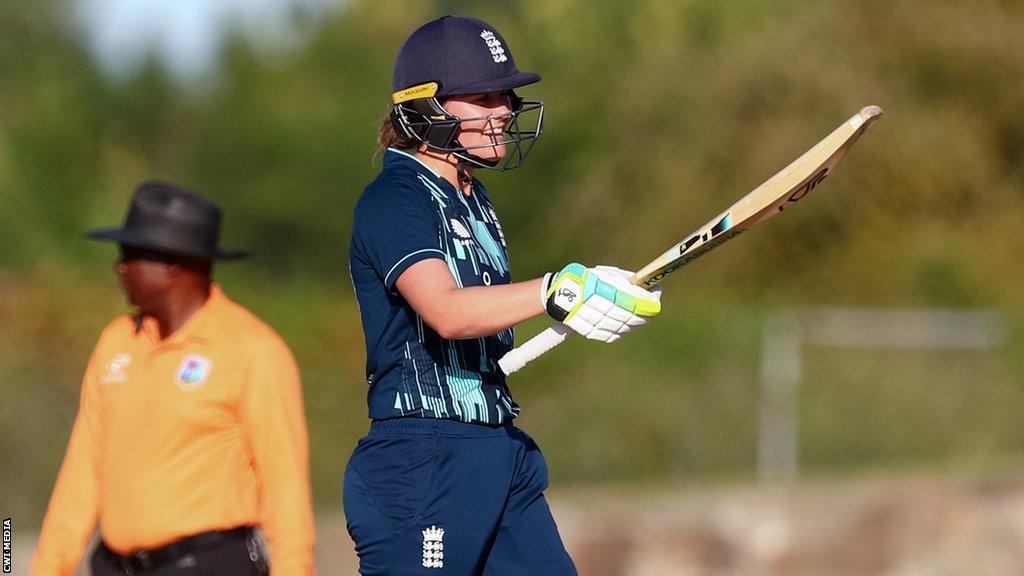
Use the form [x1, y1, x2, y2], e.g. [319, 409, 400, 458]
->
[389, 15, 545, 170]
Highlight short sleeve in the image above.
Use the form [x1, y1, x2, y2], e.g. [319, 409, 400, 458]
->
[353, 178, 446, 291]
[240, 333, 314, 576]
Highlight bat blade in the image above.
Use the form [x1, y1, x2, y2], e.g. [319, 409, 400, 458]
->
[633, 105, 883, 288]
[498, 105, 884, 376]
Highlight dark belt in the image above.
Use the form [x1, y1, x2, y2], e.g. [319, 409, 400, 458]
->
[105, 526, 258, 575]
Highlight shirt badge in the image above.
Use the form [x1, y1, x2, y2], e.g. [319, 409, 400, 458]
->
[450, 219, 472, 239]
[421, 525, 445, 569]
[175, 354, 212, 391]
[100, 353, 132, 385]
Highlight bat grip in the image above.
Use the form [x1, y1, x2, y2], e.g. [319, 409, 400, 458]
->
[498, 323, 575, 375]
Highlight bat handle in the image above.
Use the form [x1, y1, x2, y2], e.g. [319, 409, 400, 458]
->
[498, 323, 575, 375]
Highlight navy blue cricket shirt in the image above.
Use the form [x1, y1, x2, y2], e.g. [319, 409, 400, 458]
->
[349, 148, 519, 424]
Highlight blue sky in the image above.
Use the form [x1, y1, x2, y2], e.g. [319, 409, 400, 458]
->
[75, 0, 338, 78]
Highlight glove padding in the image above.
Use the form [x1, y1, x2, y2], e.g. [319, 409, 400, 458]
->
[543, 263, 663, 342]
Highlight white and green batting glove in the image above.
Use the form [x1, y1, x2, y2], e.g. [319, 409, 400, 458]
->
[541, 263, 663, 342]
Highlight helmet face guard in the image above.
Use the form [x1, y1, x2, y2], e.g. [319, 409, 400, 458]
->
[390, 91, 544, 171]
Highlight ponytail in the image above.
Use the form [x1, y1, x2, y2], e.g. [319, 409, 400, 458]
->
[377, 106, 419, 152]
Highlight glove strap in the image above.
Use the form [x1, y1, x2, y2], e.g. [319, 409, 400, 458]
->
[540, 272, 553, 309]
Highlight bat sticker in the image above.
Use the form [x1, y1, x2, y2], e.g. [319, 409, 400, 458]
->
[788, 168, 829, 203]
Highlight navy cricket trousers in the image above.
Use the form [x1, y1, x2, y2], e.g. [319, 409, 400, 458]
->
[343, 418, 577, 575]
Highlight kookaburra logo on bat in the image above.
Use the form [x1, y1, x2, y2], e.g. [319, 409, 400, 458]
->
[783, 168, 830, 208]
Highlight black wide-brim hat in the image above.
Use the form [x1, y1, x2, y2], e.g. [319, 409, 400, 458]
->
[86, 181, 248, 260]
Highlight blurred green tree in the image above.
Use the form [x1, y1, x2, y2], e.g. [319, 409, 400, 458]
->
[2, 0, 1023, 525]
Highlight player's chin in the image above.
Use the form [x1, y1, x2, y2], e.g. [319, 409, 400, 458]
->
[476, 142, 506, 162]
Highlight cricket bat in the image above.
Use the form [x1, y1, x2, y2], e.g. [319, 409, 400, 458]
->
[498, 105, 884, 375]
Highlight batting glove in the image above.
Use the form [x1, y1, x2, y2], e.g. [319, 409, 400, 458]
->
[542, 263, 663, 342]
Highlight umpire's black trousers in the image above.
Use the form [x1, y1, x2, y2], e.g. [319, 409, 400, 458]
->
[89, 527, 268, 576]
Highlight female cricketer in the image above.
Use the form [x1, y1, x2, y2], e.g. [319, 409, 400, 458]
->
[344, 15, 663, 575]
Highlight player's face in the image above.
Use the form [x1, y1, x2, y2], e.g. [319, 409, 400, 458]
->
[444, 92, 514, 162]
[115, 246, 175, 311]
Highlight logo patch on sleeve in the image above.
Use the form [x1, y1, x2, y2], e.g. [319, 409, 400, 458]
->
[175, 354, 212, 391]
[100, 353, 132, 385]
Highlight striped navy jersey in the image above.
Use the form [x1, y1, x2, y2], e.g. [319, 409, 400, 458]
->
[349, 148, 519, 424]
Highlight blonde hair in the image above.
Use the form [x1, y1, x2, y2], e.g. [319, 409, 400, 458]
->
[377, 105, 419, 152]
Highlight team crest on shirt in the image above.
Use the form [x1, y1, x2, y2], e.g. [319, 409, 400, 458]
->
[100, 353, 132, 385]
[175, 354, 212, 391]
[421, 525, 445, 569]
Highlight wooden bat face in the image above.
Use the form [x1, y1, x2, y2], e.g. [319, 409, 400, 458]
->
[633, 106, 883, 289]
[498, 106, 883, 376]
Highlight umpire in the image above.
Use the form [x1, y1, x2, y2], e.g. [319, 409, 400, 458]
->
[31, 182, 315, 576]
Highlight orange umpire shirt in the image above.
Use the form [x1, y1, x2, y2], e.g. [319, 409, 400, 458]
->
[32, 285, 315, 576]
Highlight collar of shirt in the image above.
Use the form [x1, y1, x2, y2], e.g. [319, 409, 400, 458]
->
[136, 284, 227, 348]
[384, 147, 481, 208]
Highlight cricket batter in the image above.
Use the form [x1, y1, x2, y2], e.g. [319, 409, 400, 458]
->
[32, 182, 315, 575]
[344, 16, 663, 575]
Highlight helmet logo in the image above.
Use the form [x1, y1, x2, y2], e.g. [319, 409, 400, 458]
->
[480, 30, 508, 63]
[392, 82, 439, 105]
